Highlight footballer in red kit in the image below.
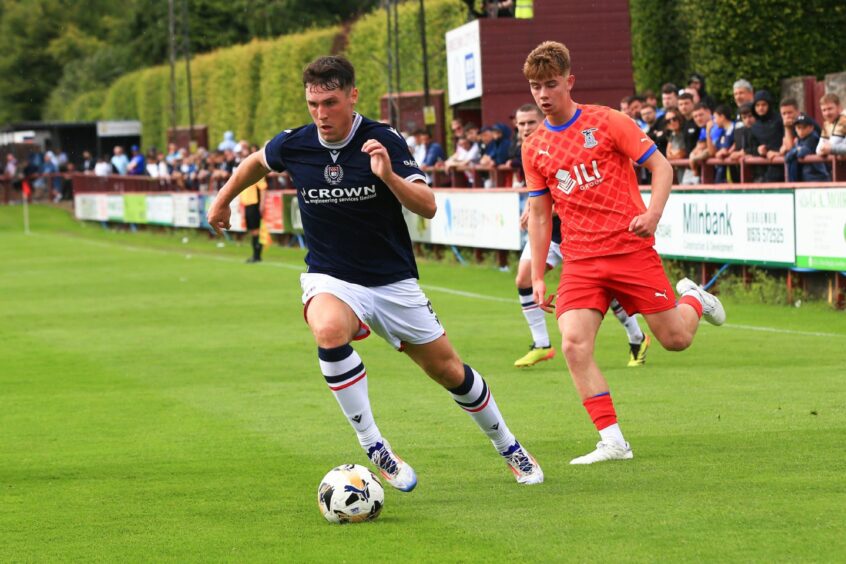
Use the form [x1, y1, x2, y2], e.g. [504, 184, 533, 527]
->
[522, 41, 726, 465]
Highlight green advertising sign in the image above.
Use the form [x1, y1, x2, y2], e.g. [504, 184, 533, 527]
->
[123, 194, 148, 224]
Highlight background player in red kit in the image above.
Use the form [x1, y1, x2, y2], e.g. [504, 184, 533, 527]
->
[522, 41, 726, 464]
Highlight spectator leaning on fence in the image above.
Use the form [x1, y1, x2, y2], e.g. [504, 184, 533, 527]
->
[127, 145, 146, 176]
[712, 104, 736, 183]
[818, 93, 846, 157]
[111, 146, 129, 175]
[774, 98, 801, 158]
[786, 113, 831, 182]
[752, 90, 785, 182]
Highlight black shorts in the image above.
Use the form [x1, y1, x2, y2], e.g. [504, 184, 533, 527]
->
[244, 204, 261, 230]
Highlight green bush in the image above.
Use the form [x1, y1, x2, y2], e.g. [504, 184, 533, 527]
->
[253, 28, 338, 143]
[100, 73, 140, 121]
[630, 0, 689, 94]
[56, 0, 468, 148]
[681, 0, 846, 105]
[346, 0, 465, 123]
[631, 0, 846, 104]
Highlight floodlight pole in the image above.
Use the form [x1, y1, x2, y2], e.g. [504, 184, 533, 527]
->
[392, 0, 402, 128]
[181, 0, 195, 149]
[419, 0, 431, 135]
[384, 1, 395, 127]
[168, 0, 178, 138]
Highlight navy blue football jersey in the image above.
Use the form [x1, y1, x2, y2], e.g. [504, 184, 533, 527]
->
[261, 113, 427, 286]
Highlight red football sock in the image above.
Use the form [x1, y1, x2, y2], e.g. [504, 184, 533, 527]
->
[583, 392, 617, 431]
[679, 295, 703, 318]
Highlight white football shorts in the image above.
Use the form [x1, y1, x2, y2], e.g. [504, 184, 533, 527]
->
[519, 239, 563, 268]
[300, 273, 444, 350]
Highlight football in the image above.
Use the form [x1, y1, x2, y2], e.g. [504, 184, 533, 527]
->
[317, 464, 384, 524]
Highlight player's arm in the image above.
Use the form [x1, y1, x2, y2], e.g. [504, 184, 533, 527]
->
[528, 192, 553, 311]
[630, 150, 673, 238]
[522, 140, 553, 311]
[207, 152, 270, 235]
[362, 138, 436, 219]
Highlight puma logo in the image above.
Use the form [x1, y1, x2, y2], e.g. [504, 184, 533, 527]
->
[538, 146, 551, 157]
[654, 290, 668, 300]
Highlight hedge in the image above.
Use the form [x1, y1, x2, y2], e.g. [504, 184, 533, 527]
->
[631, 0, 846, 105]
[56, 0, 466, 149]
[345, 0, 465, 125]
[629, 0, 689, 95]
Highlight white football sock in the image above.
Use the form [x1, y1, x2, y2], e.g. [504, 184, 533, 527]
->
[610, 299, 644, 345]
[519, 286, 550, 348]
[448, 364, 516, 451]
[318, 344, 382, 449]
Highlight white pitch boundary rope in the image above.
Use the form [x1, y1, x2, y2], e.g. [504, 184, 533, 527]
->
[44, 232, 845, 339]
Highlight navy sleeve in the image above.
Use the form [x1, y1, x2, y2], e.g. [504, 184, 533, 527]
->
[261, 130, 289, 173]
[378, 127, 427, 183]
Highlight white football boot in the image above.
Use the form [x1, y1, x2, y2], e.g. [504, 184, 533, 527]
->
[570, 440, 634, 465]
[500, 441, 544, 484]
[676, 277, 727, 326]
[366, 439, 417, 492]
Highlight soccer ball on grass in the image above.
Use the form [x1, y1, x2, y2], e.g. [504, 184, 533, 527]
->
[317, 464, 384, 524]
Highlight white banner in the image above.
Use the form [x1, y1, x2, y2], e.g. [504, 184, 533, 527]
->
[106, 195, 124, 221]
[74, 194, 98, 220]
[146, 194, 174, 225]
[795, 188, 846, 270]
[406, 191, 522, 250]
[228, 198, 245, 232]
[446, 20, 482, 105]
[173, 193, 201, 228]
[643, 190, 795, 265]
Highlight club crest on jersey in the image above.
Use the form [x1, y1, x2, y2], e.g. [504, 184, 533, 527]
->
[324, 164, 344, 186]
[581, 128, 598, 148]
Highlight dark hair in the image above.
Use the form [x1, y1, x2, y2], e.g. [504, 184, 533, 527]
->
[714, 104, 731, 118]
[412, 129, 428, 136]
[642, 89, 656, 99]
[302, 55, 355, 91]
[630, 95, 645, 104]
[661, 83, 678, 95]
[692, 102, 710, 112]
[738, 102, 755, 116]
[779, 97, 799, 109]
[678, 92, 694, 102]
[464, 122, 479, 131]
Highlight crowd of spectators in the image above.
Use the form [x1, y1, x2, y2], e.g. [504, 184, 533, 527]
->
[4, 75, 845, 204]
[626, 75, 846, 184]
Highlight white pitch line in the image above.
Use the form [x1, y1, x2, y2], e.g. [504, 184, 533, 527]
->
[40, 232, 845, 339]
[720, 323, 845, 338]
[420, 284, 515, 304]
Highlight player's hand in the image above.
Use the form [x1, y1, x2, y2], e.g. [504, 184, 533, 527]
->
[629, 210, 661, 238]
[519, 206, 530, 231]
[362, 139, 393, 181]
[533, 280, 555, 313]
[819, 143, 831, 156]
[207, 202, 231, 236]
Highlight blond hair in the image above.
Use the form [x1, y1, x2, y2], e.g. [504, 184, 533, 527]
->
[523, 41, 571, 81]
[820, 92, 841, 106]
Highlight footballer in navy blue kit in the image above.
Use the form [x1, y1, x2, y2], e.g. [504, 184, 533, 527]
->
[207, 55, 543, 490]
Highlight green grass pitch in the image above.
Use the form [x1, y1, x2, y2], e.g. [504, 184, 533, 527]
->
[1, 205, 845, 562]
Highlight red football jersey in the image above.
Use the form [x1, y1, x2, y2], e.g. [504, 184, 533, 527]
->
[522, 104, 657, 260]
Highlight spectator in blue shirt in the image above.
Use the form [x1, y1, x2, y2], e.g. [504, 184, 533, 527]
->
[412, 129, 446, 167]
[712, 105, 736, 183]
[786, 114, 831, 182]
[126, 145, 147, 176]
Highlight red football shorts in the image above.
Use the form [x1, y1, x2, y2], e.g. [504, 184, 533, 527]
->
[556, 246, 676, 317]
